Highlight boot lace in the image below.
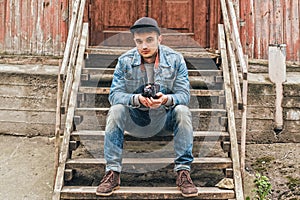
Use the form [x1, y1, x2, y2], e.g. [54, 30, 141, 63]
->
[178, 170, 194, 187]
[100, 170, 115, 184]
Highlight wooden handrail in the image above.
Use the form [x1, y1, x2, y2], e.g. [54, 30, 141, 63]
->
[53, 23, 89, 200]
[220, 0, 249, 186]
[218, 24, 244, 200]
[61, 0, 86, 114]
[60, 0, 81, 77]
[220, 0, 243, 109]
[227, 0, 248, 79]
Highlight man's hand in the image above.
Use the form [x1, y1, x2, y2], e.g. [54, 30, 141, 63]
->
[138, 92, 168, 108]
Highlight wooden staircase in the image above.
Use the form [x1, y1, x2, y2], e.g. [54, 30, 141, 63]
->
[57, 50, 238, 200]
[53, 1, 247, 199]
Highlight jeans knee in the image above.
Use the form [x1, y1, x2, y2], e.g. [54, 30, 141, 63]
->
[174, 105, 191, 121]
[107, 104, 127, 123]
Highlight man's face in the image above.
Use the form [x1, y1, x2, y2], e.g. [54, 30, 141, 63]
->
[133, 31, 162, 60]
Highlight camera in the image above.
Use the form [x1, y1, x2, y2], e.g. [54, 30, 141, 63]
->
[142, 83, 160, 99]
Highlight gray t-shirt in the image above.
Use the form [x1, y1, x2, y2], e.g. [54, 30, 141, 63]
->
[144, 63, 154, 83]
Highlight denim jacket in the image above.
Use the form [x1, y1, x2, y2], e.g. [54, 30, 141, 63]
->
[108, 45, 190, 107]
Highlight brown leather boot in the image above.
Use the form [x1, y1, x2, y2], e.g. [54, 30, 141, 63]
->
[176, 170, 198, 197]
[96, 170, 120, 196]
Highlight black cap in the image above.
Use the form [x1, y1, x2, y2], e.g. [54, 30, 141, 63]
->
[130, 17, 160, 34]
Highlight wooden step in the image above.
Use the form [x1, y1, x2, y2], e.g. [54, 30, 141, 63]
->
[81, 68, 223, 88]
[78, 87, 225, 97]
[60, 186, 235, 199]
[74, 107, 227, 132]
[75, 107, 227, 117]
[82, 68, 222, 76]
[71, 130, 230, 142]
[65, 157, 232, 169]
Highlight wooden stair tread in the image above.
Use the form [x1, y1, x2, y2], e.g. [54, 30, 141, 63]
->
[82, 68, 222, 76]
[61, 186, 235, 199]
[86, 46, 219, 58]
[66, 157, 232, 169]
[75, 107, 227, 119]
[71, 130, 230, 141]
[78, 87, 224, 96]
[76, 107, 226, 113]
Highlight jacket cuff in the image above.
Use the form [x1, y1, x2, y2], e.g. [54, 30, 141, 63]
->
[164, 95, 174, 107]
[131, 94, 141, 107]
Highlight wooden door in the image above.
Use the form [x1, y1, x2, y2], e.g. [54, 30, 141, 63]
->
[88, 0, 221, 48]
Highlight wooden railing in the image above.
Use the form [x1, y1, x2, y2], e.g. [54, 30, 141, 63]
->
[219, 0, 249, 199]
[53, 1, 88, 199]
[53, 22, 88, 200]
[60, 0, 87, 113]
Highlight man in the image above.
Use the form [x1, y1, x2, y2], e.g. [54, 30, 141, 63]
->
[96, 17, 198, 197]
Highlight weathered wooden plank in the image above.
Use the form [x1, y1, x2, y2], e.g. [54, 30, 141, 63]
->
[218, 24, 244, 200]
[71, 130, 230, 142]
[86, 46, 219, 59]
[42, 0, 52, 55]
[60, 186, 235, 200]
[61, 0, 86, 113]
[82, 68, 222, 76]
[81, 75, 221, 89]
[240, 0, 255, 58]
[0, 0, 5, 50]
[59, 0, 81, 76]
[75, 107, 227, 117]
[66, 157, 232, 169]
[226, 0, 248, 79]
[209, 0, 221, 49]
[290, 0, 300, 61]
[78, 87, 224, 97]
[53, 23, 89, 200]
[220, 0, 242, 108]
[240, 55, 248, 180]
[194, 0, 209, 47]
[54, 63, 63, 187]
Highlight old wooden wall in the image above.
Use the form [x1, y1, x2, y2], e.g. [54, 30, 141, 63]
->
[239, 0, 300, 61]
[0, 0, 299, 61]
[0, 0, 69, 56]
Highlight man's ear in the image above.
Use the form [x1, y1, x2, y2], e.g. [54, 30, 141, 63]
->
[158, 35, 162, 44]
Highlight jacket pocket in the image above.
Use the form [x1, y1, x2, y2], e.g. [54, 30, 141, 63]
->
[125, 78, 145, 94]
[159, 66, 176, 92]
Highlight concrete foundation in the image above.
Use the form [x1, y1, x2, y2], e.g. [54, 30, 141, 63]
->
[0, 61, 299, 143]
[0, 64, 58, 137]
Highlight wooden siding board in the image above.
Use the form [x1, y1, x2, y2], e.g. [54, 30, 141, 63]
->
[261, 0, 270, 59]
[14, 0, 21, 54]
[0, 0, 67, 55]
[0, 0, 299, 60]
[30, 0, 37, 54]
[0, 0, 6, 50]
[4, 0, 11, 52]
[21, 0, 29, 54]
[194, 0, 209, 47]
[36, 1, 44, 55]
[52, 0, 59, 56]
[209, 0, 221, 49]
[239, 0, 300, 61]
[44, 0, 53, 55]
[291, 0, 300, 61]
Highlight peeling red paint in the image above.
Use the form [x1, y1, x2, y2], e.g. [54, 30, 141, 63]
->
[0, 0, 299, 61]
[240, 0, 300, 61]
[0, 0, 68, 56]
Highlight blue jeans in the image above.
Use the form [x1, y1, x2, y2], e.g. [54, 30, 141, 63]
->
[104, 104, 194, 173]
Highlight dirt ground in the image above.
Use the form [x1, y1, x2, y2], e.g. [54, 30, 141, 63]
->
[0, 135, 299, 200]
